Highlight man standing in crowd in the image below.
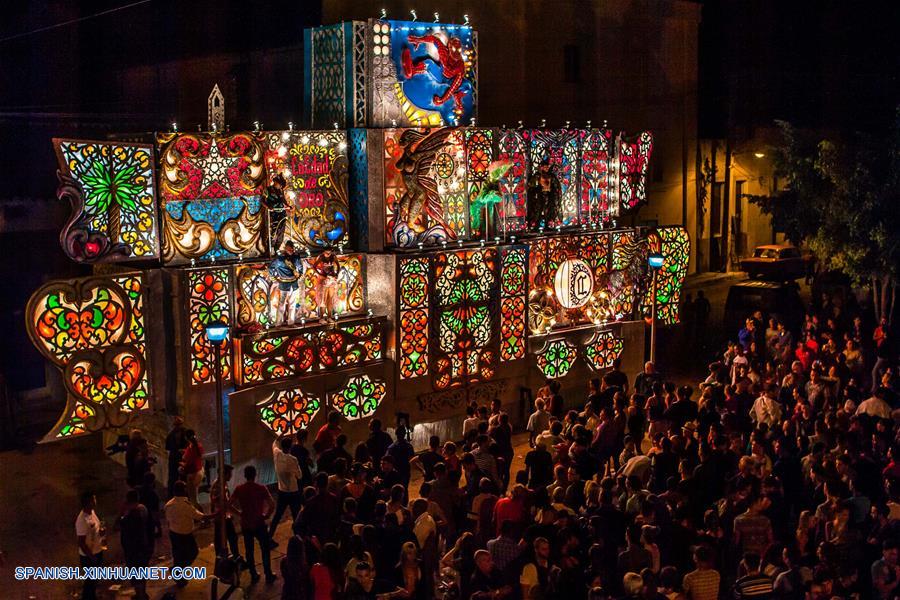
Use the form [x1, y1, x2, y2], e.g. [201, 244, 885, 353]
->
[230, 465, 277, 584]
[75, 492, 105, 600]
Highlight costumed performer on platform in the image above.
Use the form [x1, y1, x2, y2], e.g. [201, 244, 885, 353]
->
[268, 240, 301, 325]
[526, 157, 562, 230]
[263, 174, 288, 255]
[312, 249, 341, 322]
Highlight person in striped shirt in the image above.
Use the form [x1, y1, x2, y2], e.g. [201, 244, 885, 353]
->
[682, 545, 720, 600]
[732, 552, 774, 599]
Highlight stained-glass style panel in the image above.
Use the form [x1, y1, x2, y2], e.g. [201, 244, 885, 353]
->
[399, 257, 430, 379]
[369, 20, 476, 127]
[258, 388, 321, 435]
[235, 319, 385, 386]
[55, 139, 159, 262]
[643, 226, 690, 326]
[535, 339, 577, 379]
[524, 129, 581, 225]
[115, 275, 150, 412]
[264, 130, 349, 249]
[465, 129, 494, 236]
[618, 131, 653, 212]
[329, 374, 385, 420]
[400, 257, 429, 310]
[498, 130, 528, 232]
[432, 248, 498, 389]
[611, 231, 636, 271]
[384, 127, 466, 247]
[500, 247, 527, 361]
[580, 129, 614, 223]
[583, 331, 625, 371]
[399, 309, 429, 379]
[157, 133, 266, 263]
[527, 232, 621, 334]
[25, 274, 150, 441]
[188, 268, 231, 385]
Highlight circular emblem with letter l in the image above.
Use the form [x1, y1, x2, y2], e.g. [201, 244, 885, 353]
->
[554, 259, 594, 309]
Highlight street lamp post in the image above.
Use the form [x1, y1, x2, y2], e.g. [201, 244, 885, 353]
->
[648, 252, 664, 365]
[205, 320, 229, 558]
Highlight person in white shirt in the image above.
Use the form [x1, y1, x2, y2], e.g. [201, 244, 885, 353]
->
[535, 420, 563, 455]
[857, 389, 892, 420]
[520, 537, 554, 599]
[269, 437, 302, 537]
[526, 399, 551, 447]
[76, 492, 105, 600]
[462, 404, 482, 436]
[750, 384, 782, 428]
[412, 498, 439, 594]
[165, 481, 208, 588]
[730, 346, 750, 383]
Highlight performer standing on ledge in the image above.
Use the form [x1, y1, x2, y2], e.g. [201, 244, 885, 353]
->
[264, 174, 288, 254]
[268, 240, 301, 325]
[312, 249, 341, 322]
[526, 158, 561, 230]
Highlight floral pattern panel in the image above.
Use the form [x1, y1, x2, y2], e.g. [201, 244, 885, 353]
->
[187, 268, 232, 385]
[500, 247, 527, 361]
[583, 330, 625, 371]
[431, 248, 498, 390]
[234, 319, 385, 386]
[535, 339, 577, 379]
[329, 374, 385, 421]
[399, 257, 430, 379]
[258, 388, 322, 435]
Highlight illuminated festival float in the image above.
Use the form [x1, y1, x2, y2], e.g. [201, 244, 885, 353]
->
[25, 17, 689, 476]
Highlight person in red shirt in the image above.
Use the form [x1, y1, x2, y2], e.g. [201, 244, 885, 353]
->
[310, 542, 345, 600]
[230, 465, 276, 584]
[179, 429, 204, 508]
[492, 484, 528, 536]
[795, 342, 814, 373]
[314, 410, 342, 455]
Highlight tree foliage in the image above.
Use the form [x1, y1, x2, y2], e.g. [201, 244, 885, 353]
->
[747, 112, 900, 323]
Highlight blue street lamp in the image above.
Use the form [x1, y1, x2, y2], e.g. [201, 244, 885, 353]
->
[205, 321, 229, 345]
[648, 252, 664, 364]
[204, 320, 229, 559]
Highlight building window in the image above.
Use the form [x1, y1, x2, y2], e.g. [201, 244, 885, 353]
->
[563, 45, 581, 83]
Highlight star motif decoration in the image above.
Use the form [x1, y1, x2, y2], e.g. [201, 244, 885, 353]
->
[190, 141, 240, 193]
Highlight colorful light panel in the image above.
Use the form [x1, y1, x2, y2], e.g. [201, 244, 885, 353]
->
[329, 374, 385, 421]
[55, 140, 159, 262]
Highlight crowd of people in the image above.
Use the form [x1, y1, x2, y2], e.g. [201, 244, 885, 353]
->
[73, 287, 899, 600]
